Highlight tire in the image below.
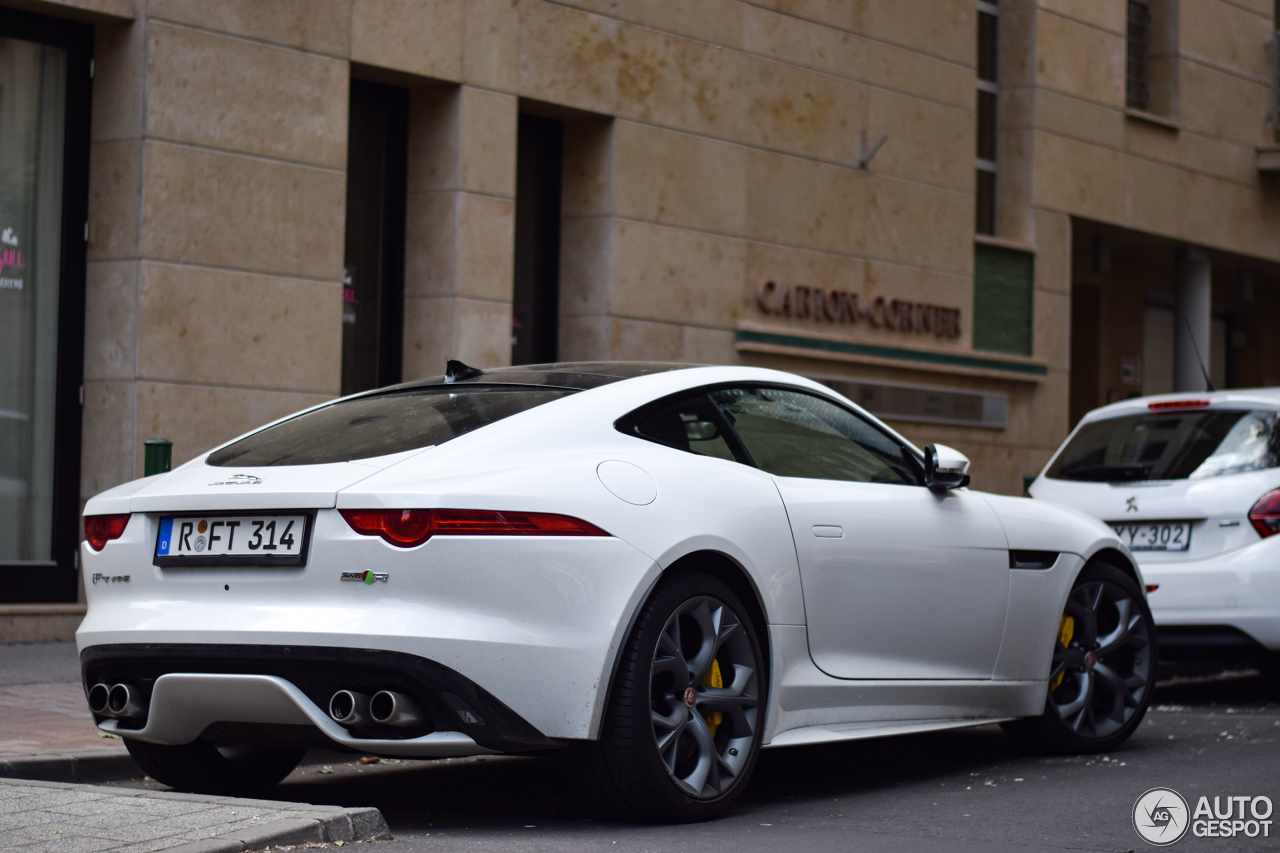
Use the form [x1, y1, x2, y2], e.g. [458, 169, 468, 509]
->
[1002, 561, 1158, 754]
[124, 738, 304, 796]
[570, 571, 767, 822]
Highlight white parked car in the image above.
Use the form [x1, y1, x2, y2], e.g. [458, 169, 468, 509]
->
[81, 362, 1154, 821]
[1030, 389, 1280, 683]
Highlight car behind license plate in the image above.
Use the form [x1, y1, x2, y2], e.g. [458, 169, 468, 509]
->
[1110, 521, 1192, 551]
[155, 514, 309, 566]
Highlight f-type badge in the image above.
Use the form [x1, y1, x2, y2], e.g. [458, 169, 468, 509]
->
[341, 570, 388, 584]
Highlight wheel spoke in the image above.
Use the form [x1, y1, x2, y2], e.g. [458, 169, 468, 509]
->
[1093, 662, 1129, 722]
[680, 711, 717, 796]
[654, 708, 688, 765]
[683, 601, 721, 683]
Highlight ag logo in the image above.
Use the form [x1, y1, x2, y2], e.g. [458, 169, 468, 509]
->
[1134, 787, 1190, 846]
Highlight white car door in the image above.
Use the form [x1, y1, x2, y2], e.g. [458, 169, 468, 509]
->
[708, 386, 1011, 681]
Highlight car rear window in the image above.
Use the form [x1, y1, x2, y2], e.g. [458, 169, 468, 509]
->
[1046, 409, 1280, 482]
[206, 388, 574, 467]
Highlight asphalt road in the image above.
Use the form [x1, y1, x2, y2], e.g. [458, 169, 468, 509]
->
[241, 673, 1280, 853]
[19, 640, 1271, 852]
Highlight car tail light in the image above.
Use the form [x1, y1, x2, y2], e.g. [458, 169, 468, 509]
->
[1148, 399, 1210, 411]
[339, 508, 609, 548]
[1248, 489, 1280, 538]
[84, 514, 132, 551]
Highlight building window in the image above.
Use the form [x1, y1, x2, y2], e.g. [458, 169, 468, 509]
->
[1126, 1, 1152, 110]
[342, 79, 408, 396]
[973, 243, 1034, 356]
[975, 1, 999, 235]
[512, 114, 563, 365]
[0, 9, 91, 602]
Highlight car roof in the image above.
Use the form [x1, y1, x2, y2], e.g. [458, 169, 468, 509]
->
[369, 362, 702, 394]
[1078, 387, 1280, 423]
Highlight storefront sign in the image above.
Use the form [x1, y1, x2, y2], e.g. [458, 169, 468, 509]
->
[755, 280, 961, 339]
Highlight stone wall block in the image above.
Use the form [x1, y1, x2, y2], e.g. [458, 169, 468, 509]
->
[84, 260, 139, 382]
[613, 122, 749, 235]
[558, 314, 611, 362]
[616, 23, 748, 141]
[609, 219, 746, 328]
[453, 298, 513, 368]
[1032, 131, 1125, 223]
[149, 0, 353, 55]
[1177, 59, 1270, 146]
[458, 88, 517, 198]
[145, 22, 349, 168]
[866, 0, 973, 66]
[609, 316, 734, 364]
[351, 0, 464, 81]
[1037, 0, 1125, 35]
[455, 192, 515, 302]
[559, 216, 613, 318]
[1180, 0, 1275, 83]
[866, 87, 972, 192]
[861, 38, 973, 111]
[1034, 290, 1069, 370]
[140, 141, 346, 281]
[745, 58, 864, 164]
[81, 379, 137, 499]
[1034, 89, 1124, 150]
[87, 139, 141, 260]
[403, 190, 458, 298]
[92, 20, 145, 142]
[1122, 155, 1182, 238]
[136, 262, 342, 393]
[463, 0, 519, 90]
[407, 86, 461, 193]
[864, 176, 971, 275]
[746, 150, 865, 255]
[561, 117, 615, 218]
[402, 296, 454, 380]
[519, 1, 619, 115]
[556, 0, 746, 50]
[742, 4, 862, 82]
[1035, 11, 1125, 106]
[1032, 209, 1071, 296]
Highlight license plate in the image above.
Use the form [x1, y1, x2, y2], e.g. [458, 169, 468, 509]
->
[154, 514, 309, 566]
[1110, 521, 1192, 551]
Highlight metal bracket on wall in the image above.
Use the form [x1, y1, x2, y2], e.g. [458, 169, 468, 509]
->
[858, 130, 888, 170]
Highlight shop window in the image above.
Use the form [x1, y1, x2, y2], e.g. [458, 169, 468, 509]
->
[512, 114, 563, 366]
[975, 1, 999, 235]
[0, 9, 91, 602]
[342, 79, 408, 396]
[973, 243, 1034, 356]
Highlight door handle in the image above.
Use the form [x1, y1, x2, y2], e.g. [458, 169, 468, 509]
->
[812, 525, 843, 538]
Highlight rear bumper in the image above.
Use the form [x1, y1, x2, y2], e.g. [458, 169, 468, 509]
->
[1138, 537, 1280, 651]
[79, 516, 663, 740]
[82, 643, 555, 755]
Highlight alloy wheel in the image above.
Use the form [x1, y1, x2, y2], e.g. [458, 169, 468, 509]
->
[649, 595, 760, 799]
[1049, 579, 1152, 739]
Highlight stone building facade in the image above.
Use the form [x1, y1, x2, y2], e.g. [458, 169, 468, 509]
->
[1, 0, 1278, 603]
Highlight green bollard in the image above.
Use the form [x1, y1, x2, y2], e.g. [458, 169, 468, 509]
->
[144, 438, 173, 476]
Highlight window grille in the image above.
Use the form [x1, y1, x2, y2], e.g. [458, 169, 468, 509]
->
[1126, 1, 1151, 110]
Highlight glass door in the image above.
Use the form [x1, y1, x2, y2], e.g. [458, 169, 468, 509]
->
[0, 8, 91, 603]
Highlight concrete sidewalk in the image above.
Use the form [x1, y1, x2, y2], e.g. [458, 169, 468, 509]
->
[1, 778, 390, 852]
[0, 642, 133, 782]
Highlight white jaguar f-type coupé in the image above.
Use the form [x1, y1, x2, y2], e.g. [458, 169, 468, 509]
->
[79, 362, 1155, 821]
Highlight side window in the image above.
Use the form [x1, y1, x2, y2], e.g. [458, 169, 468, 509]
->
[709, 387, 922, 485]
[624, 394, 739, 462]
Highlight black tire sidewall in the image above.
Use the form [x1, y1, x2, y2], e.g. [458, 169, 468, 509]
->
[601, 570, 767, 821]
[1039, 561, 1159, 753]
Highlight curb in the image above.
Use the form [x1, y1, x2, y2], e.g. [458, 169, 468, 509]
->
[0, 749, 140, 783]
[0, 778, 391, 852]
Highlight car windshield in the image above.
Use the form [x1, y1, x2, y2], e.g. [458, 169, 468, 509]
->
[206, 387, 574, 466]
[1046, 409, 1280, 482]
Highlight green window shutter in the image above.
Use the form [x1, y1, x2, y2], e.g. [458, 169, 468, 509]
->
[973, 243, 1034, 356]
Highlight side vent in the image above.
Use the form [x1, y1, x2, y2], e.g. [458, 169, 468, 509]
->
[1009, 550, 1058, 569]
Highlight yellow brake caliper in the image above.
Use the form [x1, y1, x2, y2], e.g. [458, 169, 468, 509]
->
[702, 659, 724, 737]
[1051, 615, 1075, 692]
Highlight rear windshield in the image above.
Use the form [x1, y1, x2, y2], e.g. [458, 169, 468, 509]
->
[206, 388, 573, 467]
[1046, 409, 1280, 482]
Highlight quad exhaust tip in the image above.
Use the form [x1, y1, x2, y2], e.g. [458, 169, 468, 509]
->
[87, 683, 110, 715]
[330, 688, 426, 729]
[370, 690, 425, 728]
[329, 689, 371, 726]
[91, 683, 147, 719]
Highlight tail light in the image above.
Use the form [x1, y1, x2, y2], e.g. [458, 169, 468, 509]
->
[85, 514, 132, 551]
[1149, 399, 1210, 411]
[1248, 489, 1280, 538]
[339, 508, 609, 548]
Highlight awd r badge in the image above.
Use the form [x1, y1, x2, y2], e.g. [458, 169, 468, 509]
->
[341, 570, 388, 584]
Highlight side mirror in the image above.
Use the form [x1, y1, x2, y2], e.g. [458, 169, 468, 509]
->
[924, 444, 971, 491]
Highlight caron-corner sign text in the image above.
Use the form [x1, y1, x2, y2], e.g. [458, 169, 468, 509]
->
[755, 280, 961, 339]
